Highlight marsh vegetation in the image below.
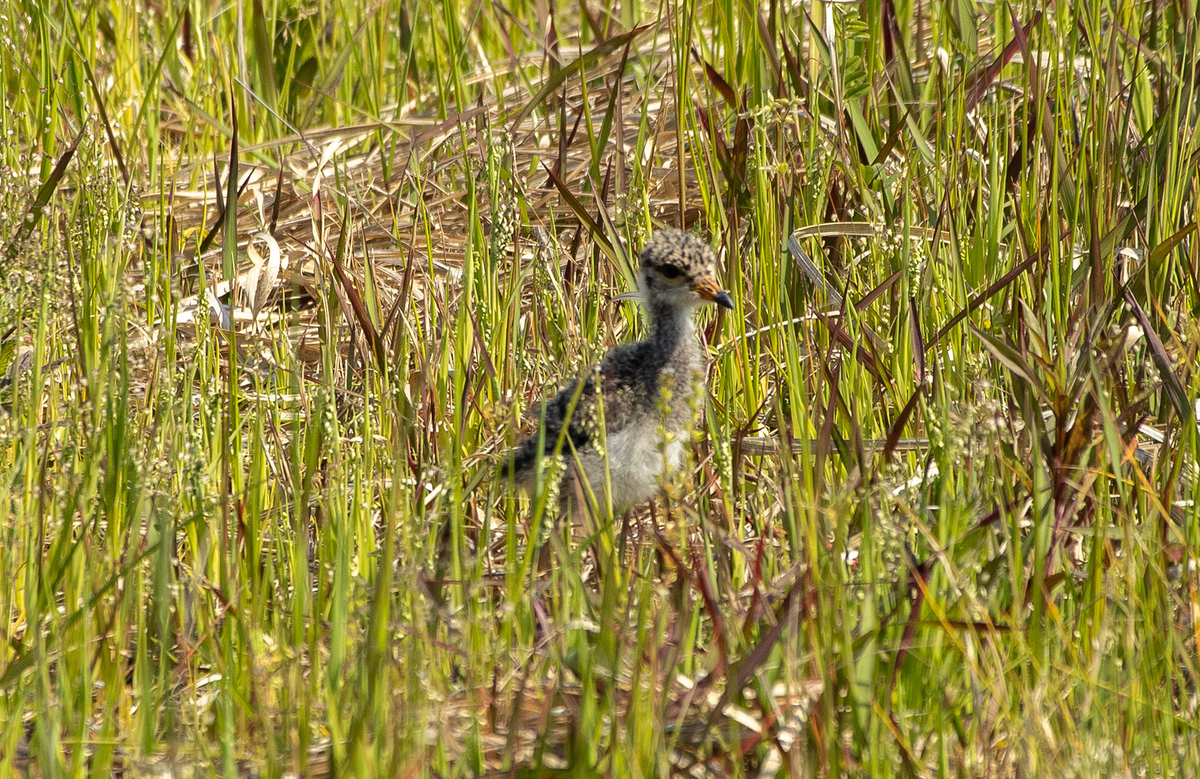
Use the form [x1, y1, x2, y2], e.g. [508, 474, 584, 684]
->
[1, 0, 1199, 775]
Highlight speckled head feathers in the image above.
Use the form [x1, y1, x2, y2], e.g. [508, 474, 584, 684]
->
[637, 230, 733, 310]
[639, 230, 716, 273]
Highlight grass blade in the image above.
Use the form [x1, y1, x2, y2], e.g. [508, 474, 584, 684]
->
[4, 127, 83, 264]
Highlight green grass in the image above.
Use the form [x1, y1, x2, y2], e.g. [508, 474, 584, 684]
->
[2, 0, 1199, 775]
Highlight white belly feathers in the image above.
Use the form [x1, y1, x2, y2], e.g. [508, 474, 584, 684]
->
[576, 421, 685, 512]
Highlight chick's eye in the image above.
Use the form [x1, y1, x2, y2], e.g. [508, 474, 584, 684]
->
[658, 264, 682, 279]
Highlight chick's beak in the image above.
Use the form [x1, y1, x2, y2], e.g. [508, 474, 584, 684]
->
[693, 277, 735, 310]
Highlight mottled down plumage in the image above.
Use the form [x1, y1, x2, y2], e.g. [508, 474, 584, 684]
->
[506, 229, 733, 512]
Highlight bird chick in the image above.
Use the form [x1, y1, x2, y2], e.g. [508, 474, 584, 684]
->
[507, 229, 733, 512]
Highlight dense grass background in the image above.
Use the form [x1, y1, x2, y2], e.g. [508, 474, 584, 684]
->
[2, 0, 1199, 775]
